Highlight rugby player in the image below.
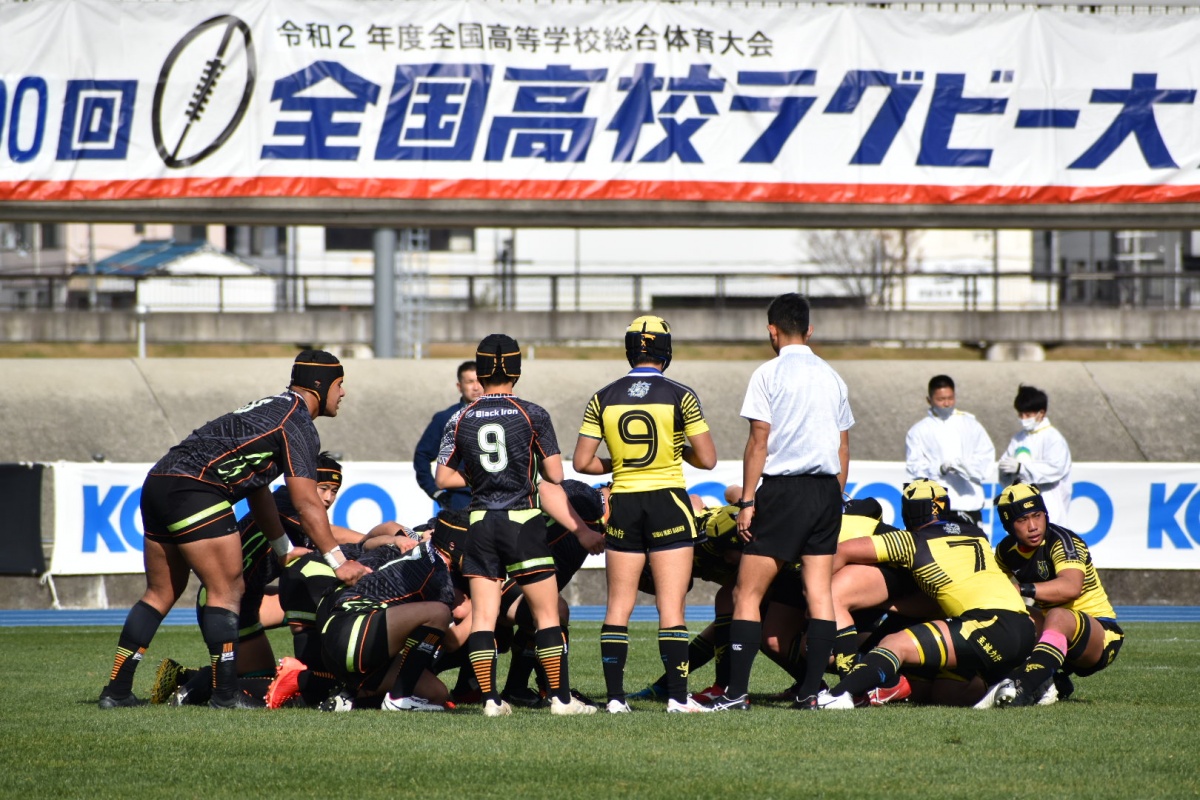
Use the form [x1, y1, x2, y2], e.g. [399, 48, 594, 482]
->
[98, 351, 369, 709]
[152, 452, 361, 706]
[316, 539, 459, 711]
[979, 483, 1123, 707]
[437, 333, 605, 717]
[574, 315, 717, 714]
[826, 480, 1036, 708]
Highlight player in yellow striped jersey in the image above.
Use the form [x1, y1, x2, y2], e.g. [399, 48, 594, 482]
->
[824, 480, 1035, 708]
[981, 483, 1124, 707]
[574, 315, 717, 713]
[828, 499, 942, 685]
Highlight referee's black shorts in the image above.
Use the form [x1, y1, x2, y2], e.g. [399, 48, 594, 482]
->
[743, 474, 842, 562]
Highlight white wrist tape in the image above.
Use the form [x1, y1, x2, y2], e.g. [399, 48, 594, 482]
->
[269, 535, 296, 558]
[323, 546, 346, 569]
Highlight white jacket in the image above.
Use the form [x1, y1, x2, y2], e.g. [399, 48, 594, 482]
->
[1000, 418, 1073, 523]
[905, 408, 996, 513]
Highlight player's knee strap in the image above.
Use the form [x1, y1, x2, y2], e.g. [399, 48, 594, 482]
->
[1064, 610, 1092, 661]
[905, 622, 948, 671]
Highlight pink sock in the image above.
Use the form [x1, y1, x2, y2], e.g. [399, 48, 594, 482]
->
[1039, 629, 1068, 655]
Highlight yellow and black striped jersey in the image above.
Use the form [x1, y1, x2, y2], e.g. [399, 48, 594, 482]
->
[995, 524, 1115, 620]
[579, 368, 709, 493]
[838, 514, 893, 543]
[872, 520, 1027, 617]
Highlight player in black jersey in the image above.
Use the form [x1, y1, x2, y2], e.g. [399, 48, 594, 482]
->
[151, 450, 355, 705]
[316, 540, 459, 711]
[827, 480, 1036, 708]
[979, 484, 1123, 708]
[436, 334, 605, 717]
[573, 315, 717, 714]
[98, 351, 369, 710]
[498, 479, 607, 707]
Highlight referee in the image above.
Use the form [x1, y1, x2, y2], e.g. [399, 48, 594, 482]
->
[709, 294, 854, 712]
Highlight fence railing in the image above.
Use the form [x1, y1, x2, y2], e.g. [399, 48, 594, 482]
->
[3, 269, 1200, 313]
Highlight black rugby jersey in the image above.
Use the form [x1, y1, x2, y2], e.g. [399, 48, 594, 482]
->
[236, 485, 318, 593]
[151, 390, 320, 501]
[329, 542, 457, 610]
[438, 393, 560, 511]
[279, 547, 362, 625]
[995, 524, 1114, 619]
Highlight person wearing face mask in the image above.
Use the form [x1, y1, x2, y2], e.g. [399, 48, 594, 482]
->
[998, 385, 1072, 525]
[904, 375, 996, 525]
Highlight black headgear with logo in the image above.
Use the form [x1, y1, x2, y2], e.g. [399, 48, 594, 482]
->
[475, 333, 521, 384]
[290, 350, 343, 416]
[316, 452, 343, 487]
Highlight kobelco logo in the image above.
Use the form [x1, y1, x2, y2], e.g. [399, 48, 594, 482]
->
[152, 15, 256, 168]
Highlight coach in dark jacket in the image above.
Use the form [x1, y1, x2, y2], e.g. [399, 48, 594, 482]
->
[413, 361, 481, 511]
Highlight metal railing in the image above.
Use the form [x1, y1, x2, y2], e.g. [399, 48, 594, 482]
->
[3, 268, 1200, 313]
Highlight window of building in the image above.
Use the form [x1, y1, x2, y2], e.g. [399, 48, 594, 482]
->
[325, 228, 474, 252]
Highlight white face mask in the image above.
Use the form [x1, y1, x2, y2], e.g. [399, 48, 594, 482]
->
[1020, 416, 1040, 431]
[933, 405, 955, 421]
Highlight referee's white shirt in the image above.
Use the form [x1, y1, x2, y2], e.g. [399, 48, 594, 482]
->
[740, 343, 854, 477]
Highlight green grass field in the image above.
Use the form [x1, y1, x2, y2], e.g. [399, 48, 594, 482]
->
[2, 622, 1197, 800]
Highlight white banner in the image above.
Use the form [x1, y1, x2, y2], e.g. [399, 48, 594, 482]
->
[48, 459, 1200, 574]
[2, 1, 1200, 206]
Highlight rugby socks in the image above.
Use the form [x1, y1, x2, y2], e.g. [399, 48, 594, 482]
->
[689, 628, 719, 675]
[535, 626, 571, 704]
[296, 668, 336, 705]
[433, 645, 465, 674]
[834, 647, 901, 697]
[106, 600, 164, 696]
[503, 629, 539, 696]
[180, 667, 213, 704]
[780, 636, 808, 681]
[832, 625, 859, 677]
[201, 607, 240, 703]
[467, 630, 500, 702]
[600, 624, 629, 702]
[710, 614, 733, 688]
[798, 619, 837, 699]
[725, 619, 762, 699]
[659, 626, 691, 704]
[1015, 630, 1068, 695]
[393, 625, 444, 698]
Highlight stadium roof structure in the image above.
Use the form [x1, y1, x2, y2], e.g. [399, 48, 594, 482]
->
[82, 240, 207, 276]
[75, 240, 260, 277]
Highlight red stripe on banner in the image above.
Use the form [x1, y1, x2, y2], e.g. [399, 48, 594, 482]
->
[3, 177, 1200, 205]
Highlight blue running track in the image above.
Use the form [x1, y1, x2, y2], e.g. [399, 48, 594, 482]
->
[0, 605, 1197, 627]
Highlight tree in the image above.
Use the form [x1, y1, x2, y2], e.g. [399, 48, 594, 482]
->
[803, 229, 920, 308]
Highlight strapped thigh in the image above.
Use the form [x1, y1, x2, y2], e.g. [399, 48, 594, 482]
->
[904, 621, 949, 672]
[1064, 609, 1092, 662]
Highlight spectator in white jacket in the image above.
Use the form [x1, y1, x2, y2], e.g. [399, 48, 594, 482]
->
[998, 385, 1072, 525]
[905, 375, 996, 525]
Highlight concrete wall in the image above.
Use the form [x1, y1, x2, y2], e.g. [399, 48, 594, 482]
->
[7, 357, 1200, 463]
[4, 357, 1199, 609]
[6, 307, 1200, 347]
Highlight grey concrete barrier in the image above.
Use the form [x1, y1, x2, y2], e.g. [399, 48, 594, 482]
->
[3, 357, 1198, 609]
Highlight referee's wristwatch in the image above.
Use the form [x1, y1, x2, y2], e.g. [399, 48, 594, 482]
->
[734, 499, 754, 509]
